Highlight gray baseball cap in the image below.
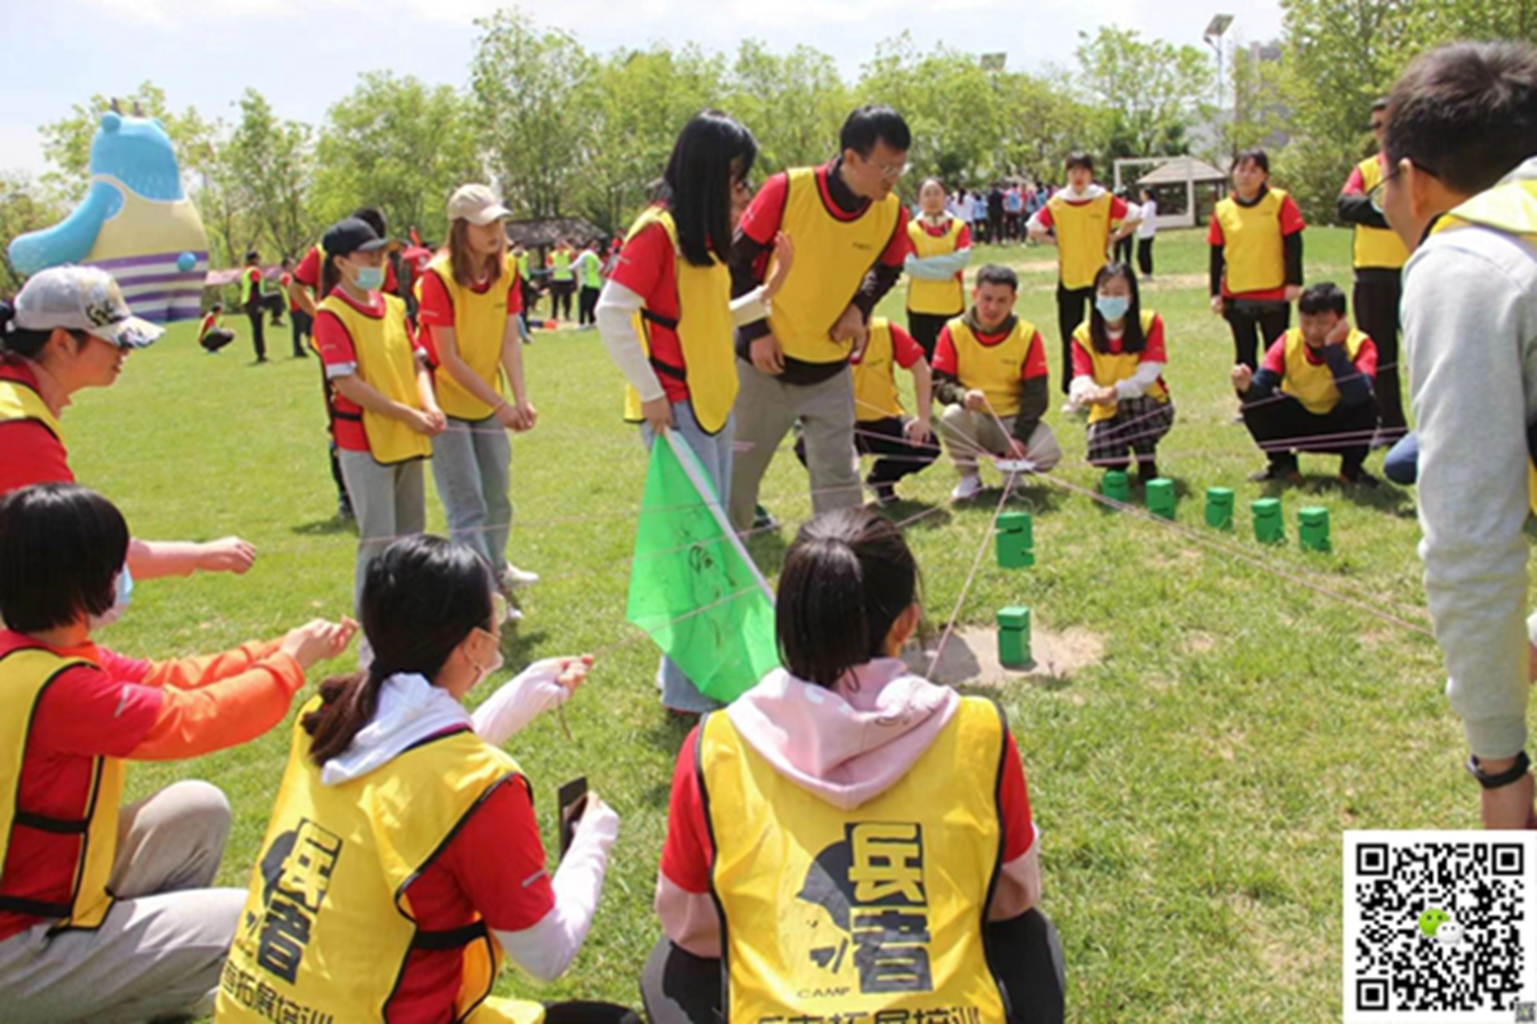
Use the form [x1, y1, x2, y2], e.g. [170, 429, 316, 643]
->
[14, 266, 163, 349]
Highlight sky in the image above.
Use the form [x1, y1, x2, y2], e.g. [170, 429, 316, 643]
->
[0, 0, 1284, 181]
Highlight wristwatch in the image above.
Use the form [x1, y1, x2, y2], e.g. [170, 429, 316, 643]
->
[1466, 750, 1531, 789]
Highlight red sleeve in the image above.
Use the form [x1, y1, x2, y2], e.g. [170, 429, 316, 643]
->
[1108, 196, 1129, 222]
[1261, 338, 1288, 376]
[932, 327, 960, 377]
[1021, 332, 1049, 380]
[1353, 336, 1379, 380]
[955, 223, 973, 248]
[609, 221, 670, 303]
[890, 324, 925, 370]
[1279, 194, 1306, 235]
[506, 268, 523, 316]
[738, 173, 790, 247]
[0, 420, 75, 496]
[1206, 218, 1224, 245]
[1342, 166, 1368, 196]
[438, 776, 557, 931]
[384, 261, 399, 293]
[1070, 337, 1094, 379]
[999, 731, 1035, 860]
[1035, 204, 1055, 229]
[659, 728, 713, 894]
[878, 216, 912, 268]
[314, 310, 358, 370]
[1143, 315, 1167, 363]
[418, 271, 454, 327]
[29, 663, 163, 760]
[294, 247, 320, 288]
[94, 645, 151, 684]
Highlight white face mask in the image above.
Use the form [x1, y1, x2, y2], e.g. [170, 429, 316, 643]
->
[89, 566, 133, 630]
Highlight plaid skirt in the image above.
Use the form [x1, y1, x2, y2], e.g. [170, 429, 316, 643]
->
[1086, 395, 1175, 464]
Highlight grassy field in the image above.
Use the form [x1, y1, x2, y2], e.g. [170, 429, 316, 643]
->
[67, 225, 1522, 1021]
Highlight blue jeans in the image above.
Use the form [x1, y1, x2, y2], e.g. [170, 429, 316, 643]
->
[641, 403, 736, 713]
[431, 415, 513, 575]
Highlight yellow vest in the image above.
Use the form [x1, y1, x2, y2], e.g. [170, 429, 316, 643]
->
[0, 374, 65, 443]
[1047, 192, 1118, 290]
[240, 267, 261, 306]
[218, 700, 544, 1024]
[318, 293, 432, 465]
[87, 177, 207, 264]
[550, 250, 573, 282]
[699, 697, 1008, 1024]
[768, 168, 902, 364]
[851, 318, 906, 422]
[1215, 188, 1291, 295]
[0, 647, 122, 932]
[426, 253, 515, 421]
[905, 217, 966, 315]
[1279, 327, 1367, 415]
[948, 317, 1039, 418]
[619, 208, 737, 435]
[1072, 311, 1169, 424]
[1352, 157, 1411, 271]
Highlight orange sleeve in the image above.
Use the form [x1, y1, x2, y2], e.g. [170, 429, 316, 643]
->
[140, 639, 286, 690]
[128, 652, 306, 761]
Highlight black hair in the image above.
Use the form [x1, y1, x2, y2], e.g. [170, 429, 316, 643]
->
[1088, 262, 1146, 354]
[210, 302, 224, 313]
[840, 105, 911, 158]
[0, 302, 87, 360]
[245, 249, 259, 263]
[1385, 42, 1537, 196]
[975, 264, 1019, 292]
[662, 110, 758, 268]
[303, 535, 494, 765]
[1298, 281, 1348, 316]
[1140, 186, 1155, 201]
[350, 207, 388, 238]
[1231, 149, 1270, 174]
[776, 508, 919, 689]
[1065, 152, 1095, 173]
[0, 483, 129, 634]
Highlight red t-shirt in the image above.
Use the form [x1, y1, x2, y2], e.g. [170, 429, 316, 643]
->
[415, 263, 523, 365]
[0, 357, 73, 498]
[294, 246, 400, 294]
[659, 724, 1035, 895]
[0, 631, 162, 943]
[609, 216, 688, 405]
[1205, 191, 1306, 300]
[738, 164, 912, 268]
[313, 289, 426, 453]
[933, 323, 1051, 383]
[1069, 315, 1168, 379]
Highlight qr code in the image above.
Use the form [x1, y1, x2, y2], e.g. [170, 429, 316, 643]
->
[1345, 832, 1537, 1023]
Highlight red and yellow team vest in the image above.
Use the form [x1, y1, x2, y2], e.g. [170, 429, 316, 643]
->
[0, 646, 123, 933]
[1215, 189, 1292, 295]
[1430, 178, 1537, 513]
[768, 168, 902, 364]
[425, 252, 517, 421]
[1071, 311, 1170, 424]
[1352, 157, 1410, 271]
[699, 697, 1008, 1024]
[905, 217, 966, 315]
[946, 317, 1040, 418]
[217, 701, 544, 1024]
[318, 293, 431, 465]
[620, 207, 737, 435]
[851, 318, 906, 422]
[1279, 327, 1368, 415]
[0, 373, 65, 444]
[1047, 193, 1118, 291]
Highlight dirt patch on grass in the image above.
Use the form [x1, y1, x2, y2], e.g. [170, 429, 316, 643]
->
[903, 623, 1105, 687]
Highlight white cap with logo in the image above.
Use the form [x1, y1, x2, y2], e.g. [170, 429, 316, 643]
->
[12, 266, 163, 349]
[447, 184, 512, 227]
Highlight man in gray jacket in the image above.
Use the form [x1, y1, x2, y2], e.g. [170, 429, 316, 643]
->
[1381, 41, 1537, 827]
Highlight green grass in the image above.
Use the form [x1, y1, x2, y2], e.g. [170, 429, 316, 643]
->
[67, 225, 1519, 1021]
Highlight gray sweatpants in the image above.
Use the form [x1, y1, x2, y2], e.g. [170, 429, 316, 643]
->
[0, 781, 245, 1024]
[431, 414, 513, 575]
[338, 449, 427, 615]
[939, 405, 1064, 474]
[727, 359, 861, 531]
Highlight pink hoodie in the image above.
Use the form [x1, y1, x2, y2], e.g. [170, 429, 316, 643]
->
[656, 659, 1041, 957]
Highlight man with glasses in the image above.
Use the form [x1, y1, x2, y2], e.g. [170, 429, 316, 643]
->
[726, 105, 913, 531]
[1337, 98, 1412, 445]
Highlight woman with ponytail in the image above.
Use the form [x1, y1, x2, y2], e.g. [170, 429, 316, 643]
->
[646, 508, 1065, 1024]
[219, 535, 633, 1024]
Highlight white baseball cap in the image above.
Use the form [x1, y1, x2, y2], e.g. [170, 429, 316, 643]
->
[447, 184, 512, 226]
[13, 266, 162, 349]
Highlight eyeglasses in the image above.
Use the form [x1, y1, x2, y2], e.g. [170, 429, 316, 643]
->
[874, 160, 909, 182]
[1368, 120, 1386, 132]
[1366, 172, 1397, 213]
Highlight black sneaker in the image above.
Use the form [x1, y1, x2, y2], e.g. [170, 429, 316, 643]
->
[1249, 462, 1302, 485]
[338, 497, 355, 521]
[752, 504, 778, 530]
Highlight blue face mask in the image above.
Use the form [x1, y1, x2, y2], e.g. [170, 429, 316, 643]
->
[89, 567, 134, 630]
[353, 265, 386, 292]
[1096, 295, 1130, 322]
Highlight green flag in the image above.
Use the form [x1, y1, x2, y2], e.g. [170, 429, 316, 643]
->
[626, 431, 778, 703]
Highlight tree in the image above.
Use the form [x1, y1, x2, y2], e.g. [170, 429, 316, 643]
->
[225, 89, 314, 261]
[1075, 26, 1215, 160]
[0, 174, 66, 294]
[471, 9, 597, 219]
[38, 81, 217, 199]
[994, 68, 1096, 184]
[725, 41, 849, 174]
[311, 72, 483, 244]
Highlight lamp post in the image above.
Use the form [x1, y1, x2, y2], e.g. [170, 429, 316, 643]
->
[1204, 14, 1234, 157]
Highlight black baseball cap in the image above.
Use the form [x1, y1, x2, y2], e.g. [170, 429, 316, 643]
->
[322, 218, 393, 258]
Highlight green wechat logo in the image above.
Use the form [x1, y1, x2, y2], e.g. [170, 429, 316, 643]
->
[1417, 908, 1467, 946]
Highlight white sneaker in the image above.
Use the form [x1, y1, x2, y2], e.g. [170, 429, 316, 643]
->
[951, 474, 983, 501]
[505, 604, 525, 623]
[501, 562, 540, 588]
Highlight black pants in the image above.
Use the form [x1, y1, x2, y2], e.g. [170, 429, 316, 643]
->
[200, 328, 236, 353]
[551, 279, 575, 320]
[1136, 237, 1154, 277]
[521, 281, 540, 318]
[1354, 267, 1405, 436]
[317, 360, 351, 508]
[1241, 394, 1377, 476]
[1112, 234, 1133, 267]
[641, 909, 1065, 1024]
[794, 415, 937, 487]
[265, 292, 286, 326]
[1055, 283, 1094, 394]
[907, 311, 959, 363]
[290, 309, 313, 357]
[1222, 298, 1290, 371]
[542, 1002, 641, 1024]
[579, 285, 600, 326]
[245, 303, 266, 360]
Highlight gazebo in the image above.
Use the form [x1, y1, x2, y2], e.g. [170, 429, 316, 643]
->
[1133, 156, 1228, 228]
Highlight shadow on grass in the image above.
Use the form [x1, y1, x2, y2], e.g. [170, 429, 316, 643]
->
[500, 628, 551, 666]
[290, 517, 357, 536]
[643, 708, 700, 757]
[743, 529, 788, 577]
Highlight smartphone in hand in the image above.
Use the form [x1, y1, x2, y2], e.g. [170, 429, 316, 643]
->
[558, 776, 589, 857]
